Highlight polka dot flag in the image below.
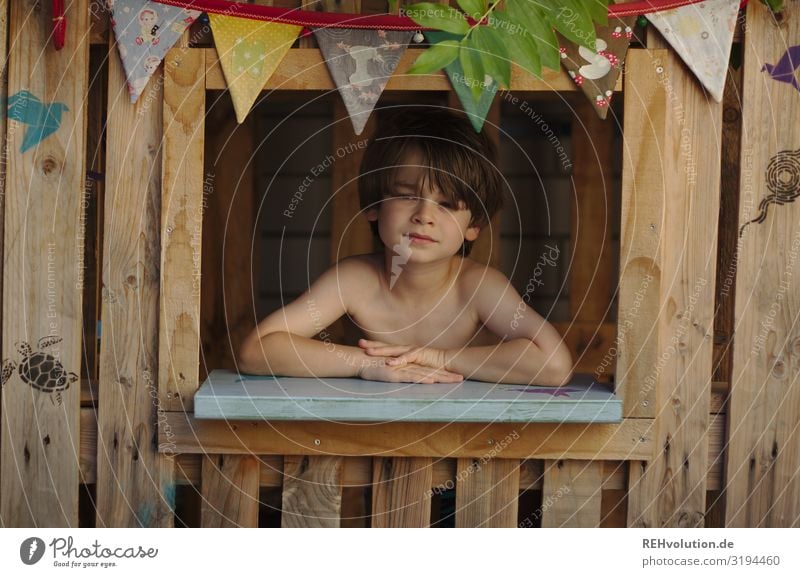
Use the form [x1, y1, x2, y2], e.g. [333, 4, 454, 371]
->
[209, 13, 302, 123]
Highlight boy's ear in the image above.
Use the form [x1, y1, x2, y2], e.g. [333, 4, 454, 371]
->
[464, 224, 480, 242]
[365, 207, 379, 222]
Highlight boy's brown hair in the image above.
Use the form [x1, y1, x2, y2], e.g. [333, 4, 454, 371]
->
[358, 106, 503, 257]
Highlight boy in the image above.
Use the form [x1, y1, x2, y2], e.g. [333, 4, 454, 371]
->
[239, 107, 573, 386]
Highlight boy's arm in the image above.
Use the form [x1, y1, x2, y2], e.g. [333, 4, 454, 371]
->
[446, 267, 573, 386]
[239, 259, 464, 383]
[361, 268, 573, 386]
[238, 258, 374, 377]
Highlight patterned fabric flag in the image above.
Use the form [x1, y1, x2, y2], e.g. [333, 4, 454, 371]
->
[209, 14, 302, 123]
[107, 0, 200, 103]
[646, 0, 739, 102]
[425, 31, 498, 133]
[558, 17, 636, 119]
[314, 28, 414, 135]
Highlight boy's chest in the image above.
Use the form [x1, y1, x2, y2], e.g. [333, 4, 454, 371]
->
[350, 297, 480, 349]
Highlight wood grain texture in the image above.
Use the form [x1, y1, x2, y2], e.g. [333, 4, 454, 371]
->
[455, 457, 520, 527]
[159, 48, 205, 412]
[626, 39, 720, 528]
[1, 0, 88, 527]
[205, 48, 621, 92]
[281, 455, 343, 527]
[164, 413, 655, 460]
[725, 2, 800, 528]
[616, 49, 666, 419]
[371, 457, 433, 527]
[201, 454, 260, 527]
[541, 460, 603, 527]
[95, 33, 174, 527]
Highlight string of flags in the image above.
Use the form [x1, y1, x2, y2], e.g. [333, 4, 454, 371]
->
[99, 0, 742, 131]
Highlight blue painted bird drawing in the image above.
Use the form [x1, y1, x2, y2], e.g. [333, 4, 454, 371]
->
[761, 45, 800, 95]
[2, 90, 68, 152]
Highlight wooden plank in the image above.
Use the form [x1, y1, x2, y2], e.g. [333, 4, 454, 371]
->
[205, 48, 620, 92]
[455, 458, 520, 527]
[200, 454, 260, 527]
[714, 64, 743, 385]
[616, 48, 667, 418]
[371, 457, 433, 527]
[165, 413, 654, 460]
[195, 370, 622, 422]
[199, 96, 255, 379]
[95, 32, 174, 527]
[159, 48, 206, 412]
[281, 455, 343, 527]
[570, 98, 615, 323]
[725, 2, 800, 528]
[627, 39, 720, 528]
[541, 460, 603, 527]
[0, 0, 88, 527]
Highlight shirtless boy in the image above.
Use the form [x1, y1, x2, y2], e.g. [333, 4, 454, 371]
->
[239, 107, 573, 386]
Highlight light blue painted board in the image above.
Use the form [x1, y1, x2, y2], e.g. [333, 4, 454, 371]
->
[194, 370, 622, 423]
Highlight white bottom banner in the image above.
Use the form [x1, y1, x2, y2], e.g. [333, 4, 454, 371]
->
[1, 528, 797, 575]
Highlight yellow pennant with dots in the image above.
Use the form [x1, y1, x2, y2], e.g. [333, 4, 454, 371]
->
[209, 13, 302, 123]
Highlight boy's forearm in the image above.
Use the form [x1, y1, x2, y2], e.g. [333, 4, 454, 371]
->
[240, 332, 376, 378]
[443, 338, 573, 386]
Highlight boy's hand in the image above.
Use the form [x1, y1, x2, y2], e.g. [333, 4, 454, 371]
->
[358, 360, 463, 384]
[358, 339, 453, 373]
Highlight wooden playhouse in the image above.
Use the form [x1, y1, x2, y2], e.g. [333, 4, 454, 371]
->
[1, 0, 799, 528]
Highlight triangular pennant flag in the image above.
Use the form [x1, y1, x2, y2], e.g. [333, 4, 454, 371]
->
[314, 28, 414, 135]
[107, 0, 200, 103]
[558, 17, 636, 119]
[425, 31, 498, 133]
[209, 14, 302, 123]
[646, 0, 739, 102]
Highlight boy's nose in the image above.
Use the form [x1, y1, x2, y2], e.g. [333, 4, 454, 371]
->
[411, 198, 435, 223]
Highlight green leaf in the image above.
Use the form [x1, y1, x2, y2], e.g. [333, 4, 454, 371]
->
[456, 0, 488, 20]
[404, 3, 470, 35]
[489, 11, 541, 77]
[543, 0, 597, 50]
[459, 39, 486, 101]
[407, 40, 460, 74]
[505, 0, 560, 70]
[582, 0, 609, 26]
[471, 26, 510, 89]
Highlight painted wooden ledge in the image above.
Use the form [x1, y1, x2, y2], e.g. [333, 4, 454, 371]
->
[194, 370, 622, 423]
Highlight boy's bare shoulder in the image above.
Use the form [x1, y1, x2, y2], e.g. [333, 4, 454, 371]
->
[458, 258, 511, 290]
[330, 253, 383, 289]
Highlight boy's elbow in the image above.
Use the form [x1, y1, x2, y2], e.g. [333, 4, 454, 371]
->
[237, 332, 272, 375]
[547, 348, 574, 387]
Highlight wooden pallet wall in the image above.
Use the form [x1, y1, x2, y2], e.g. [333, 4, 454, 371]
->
[725, 2, 800, 528]
[1, 0, 89, 527]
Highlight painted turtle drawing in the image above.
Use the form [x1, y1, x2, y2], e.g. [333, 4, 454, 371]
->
[1, 336, 78, 405]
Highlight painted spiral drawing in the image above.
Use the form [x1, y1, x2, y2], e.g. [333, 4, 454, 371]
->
[739, 149, 800, 237]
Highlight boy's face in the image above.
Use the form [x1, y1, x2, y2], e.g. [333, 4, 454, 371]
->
[365, 148, 480, 263]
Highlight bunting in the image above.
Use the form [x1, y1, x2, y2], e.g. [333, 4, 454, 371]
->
[107, 0, 200, 103]
[425, 31, 499, 133]
[646, 0, 740, 102]
[314, 28, 414, 135]
[209, 14, 301, 123]
[558, 17, 637, 119]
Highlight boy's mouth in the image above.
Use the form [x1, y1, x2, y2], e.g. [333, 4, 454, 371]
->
[407, 232, 436, 244]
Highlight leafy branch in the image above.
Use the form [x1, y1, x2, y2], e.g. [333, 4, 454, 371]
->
[403, 0, 610, 99]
